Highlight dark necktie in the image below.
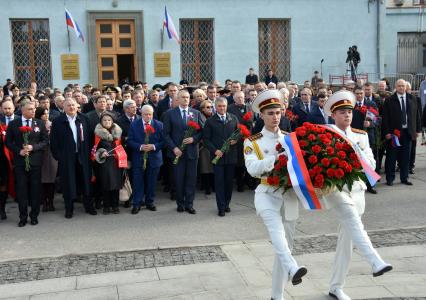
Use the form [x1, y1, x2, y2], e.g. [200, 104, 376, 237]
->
[130, 117, 134, 123]
[305, 104, 309, 113]
[401, 96, 407, 126]
[221, 115, 226, 123]
[357, 102, 362, 107]
[182, 110, 187, 125]
[26, 119, 30, 127]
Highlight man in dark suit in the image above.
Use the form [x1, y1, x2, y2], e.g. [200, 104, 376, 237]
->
[264, 69, 278, 85]
[245, 68, 259, 85]
[352, 87, 379, 193]
[227, 91, 253, 192]
[127, 105, 164, 214]
[0, 99, 17, 126]
[38, 95, 60, 121]
[406, 82, 422, 174]
[86, 95, 108, 133]
[382, 79, 421, 186]
[226, 81, 242, 106]
[5, 100, 48, 227]
[157, 83, 179, 120]
[307, 93, 332, 125]
[50, 98, 97, 218]
[163, 90, 202, 214]
[117, 99, 140, 208]
[203, 98, 239, 216]
[293, 88, 316, 127]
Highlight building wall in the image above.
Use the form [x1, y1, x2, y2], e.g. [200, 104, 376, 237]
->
[1, 0, 382, 88]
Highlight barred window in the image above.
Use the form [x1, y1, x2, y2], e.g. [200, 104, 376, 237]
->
[180, 19, 214, 84]
[258, 19, 291, 82]
[11, 19, 52, 89]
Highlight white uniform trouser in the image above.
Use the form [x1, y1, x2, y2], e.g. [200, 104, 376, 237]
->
[255, 192, 298, 300]
[328, 194, 385, 291]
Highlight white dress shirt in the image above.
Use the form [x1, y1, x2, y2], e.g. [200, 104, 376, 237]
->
[397, 93, 408, 129]
[21, 116, 32, 127]
[66, 114, 78, 152]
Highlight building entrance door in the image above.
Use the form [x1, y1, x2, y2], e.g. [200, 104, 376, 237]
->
[96, 20, 136, 87]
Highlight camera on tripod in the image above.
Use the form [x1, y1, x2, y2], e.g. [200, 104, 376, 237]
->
[346, 45, 360, 68]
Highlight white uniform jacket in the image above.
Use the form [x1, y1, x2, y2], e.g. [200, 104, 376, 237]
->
[244, 127, 299, 220]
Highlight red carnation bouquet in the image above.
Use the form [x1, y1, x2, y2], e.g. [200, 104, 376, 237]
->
[285, 110, 298, 123]
[267, 122, 366, 194]
[19, 126, 32, 171]
[212, 124, 251, 165]
[143, 124, 155, 170]
[173, 120, 201, 165]
[242, 111, 253, 122]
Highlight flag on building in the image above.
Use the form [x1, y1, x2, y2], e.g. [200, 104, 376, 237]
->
[163, 6, 180, 44]
[65, 8, 84, 42]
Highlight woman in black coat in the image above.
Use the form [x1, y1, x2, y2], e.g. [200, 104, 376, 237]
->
[94, 112, 123, 214]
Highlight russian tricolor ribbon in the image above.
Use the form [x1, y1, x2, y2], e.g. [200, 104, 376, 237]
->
[319, 125, 381, 186]
[282, 133, 323, 210]
[391, 135, 401, 147]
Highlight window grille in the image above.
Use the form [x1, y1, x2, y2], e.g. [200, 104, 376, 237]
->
[258, 19, 291, 82]
[11, 19, 52, 89]
[180, 19, 214, 84]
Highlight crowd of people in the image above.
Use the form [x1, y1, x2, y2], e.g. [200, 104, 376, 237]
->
[0, 69, 423, 228]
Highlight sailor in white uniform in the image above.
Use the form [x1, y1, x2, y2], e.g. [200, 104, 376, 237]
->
[244, 89, 306, 300]
[323, 90, 393, 300]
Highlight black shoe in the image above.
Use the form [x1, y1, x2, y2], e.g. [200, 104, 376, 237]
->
[86, 208, 98, 215]
[95, 202, 102, 210]
[103, 207, 111, 215]
[205, 189, 211, 195]
[291, 267, 307, 285]
[401, 180, 413, 186]
[386, 181, 393, 186]
[163, 186, 170, 193]
[0, 211, 6, 220]
[185, 207, 196, 214]
[177, 206, 184, 213]
[373, 264, 393, 277]
[123, 201, 131, 208]
[367, 187, 377, 194]
[30, 218, 38, 226]
[225, 207, 231, 213]
[65, 211, 73, 219]
[218, 210, 225, 217]
[146, 205, 157, 211]
[112, 207, 120, 214]
[131, 207, 140, 215]
[140, 202, 146, 207]
[18, 220, 27, 227]
[237, 186, 245, 192]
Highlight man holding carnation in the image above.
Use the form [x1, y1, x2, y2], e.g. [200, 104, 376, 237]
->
[244, 89, 307, 300]
[323, 90, 392, 300]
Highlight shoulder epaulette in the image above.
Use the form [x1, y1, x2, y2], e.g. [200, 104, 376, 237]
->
[281, 130, 289, 135]
[352, 128, 367, 135]
[248, 132, 263, 141]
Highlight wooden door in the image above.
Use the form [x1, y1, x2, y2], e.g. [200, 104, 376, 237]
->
[96, 20, 136, 87]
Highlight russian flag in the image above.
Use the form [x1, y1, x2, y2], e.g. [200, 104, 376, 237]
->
[65, 8, 84, 42]
[163, 6, 180, 44]
[282, 133, 323, 210]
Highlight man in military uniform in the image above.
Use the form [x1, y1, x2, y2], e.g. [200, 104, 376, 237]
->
[323, 90, 392, 300]
[244, 89, 307, 300]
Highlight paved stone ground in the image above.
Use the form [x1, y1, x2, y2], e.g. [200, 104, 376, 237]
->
[0, 246, 228, 285]
[0, 226, 424, 288]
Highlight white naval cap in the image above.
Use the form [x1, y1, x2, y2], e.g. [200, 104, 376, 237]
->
[323, 90, 356, 116]
[251, 89, 284, 114]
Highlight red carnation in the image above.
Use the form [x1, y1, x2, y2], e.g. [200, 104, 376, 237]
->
[393, 129, 400, 138]
[144, 124, 155, 135]
[308, 155, 318, 164]
[350, 152, 358, 161]
[326, 168, 335, 178]
[360, 106, 367, 115]
[344, 165, 353, 173]
[296, 127, 307, 137]
[335, 168, 345, 179]
[352, 161, 361, 169]
[301, 150, 306, 156]
[338, 161, 349, 169]
[321, 157, 330, 167]
[238, 124, 251, 138]
[331, 157, 340, 165]
[326, 133, 333, 139]
[326, 147, 334, 155]
[308, 134, 316, 141]
[242, 111, 253, 121]
[19, 126, 32, 133]
[299, 140, 308, 148]
[275, 143, 282, 151]
[337, 151, 347, 159]
[312, 145, 322, 154]
[187, 120, 201, 131]
[278, 155, 288, 164]
[335, 142, 344, 150]
[309, 169, 316, 178]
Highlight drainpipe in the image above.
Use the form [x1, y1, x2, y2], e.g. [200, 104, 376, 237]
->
[377, 0, 384, 79]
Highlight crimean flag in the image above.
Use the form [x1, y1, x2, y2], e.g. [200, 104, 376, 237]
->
[65, 8, 84, 42]
[163, 6, 180, 44]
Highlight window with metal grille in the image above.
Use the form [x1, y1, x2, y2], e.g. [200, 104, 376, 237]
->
[180, 19, 214, 84]
[10, 19, 52, 89]
[258, 19, 291, 82]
